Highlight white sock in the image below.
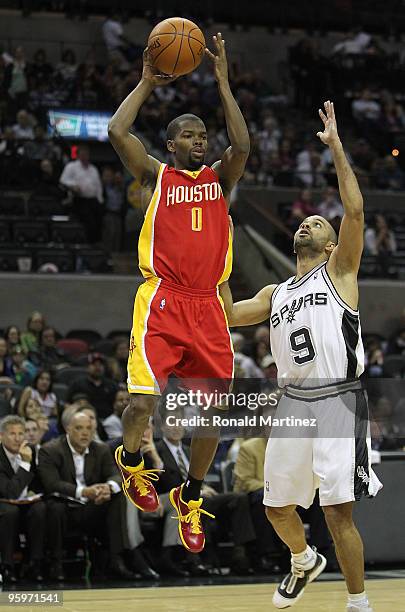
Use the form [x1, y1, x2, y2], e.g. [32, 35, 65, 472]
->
[292, 545, 316, 568]
[348, 592, 369, 608]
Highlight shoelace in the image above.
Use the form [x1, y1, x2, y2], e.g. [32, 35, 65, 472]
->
[291, 564, 305, 579]
[123, 468, 162, 497]
[175, 505, 215, 535]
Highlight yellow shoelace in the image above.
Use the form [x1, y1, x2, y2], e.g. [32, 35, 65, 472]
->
[176, 502, 215, 535]
[123, 468, 162, 497]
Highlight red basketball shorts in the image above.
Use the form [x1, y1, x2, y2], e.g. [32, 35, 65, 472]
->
[127, 277, 234, 395]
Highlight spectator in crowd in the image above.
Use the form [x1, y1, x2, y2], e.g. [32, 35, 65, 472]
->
[102, 12, 134, 67]
[59, 145, 103, 243]
[370, 396, 401, 450]
[0, 336, 13, 379]
[54, 48, 78, 89]
[103, 388, 128, 440]
[107, 337, 129, 383]
[378, 102, 405, 150]
[32, 158, 66, 200]
[153, 421, 256, 575]
[352, 89, 381, 123]
[388, 328, 405, 356]
[37, 326, 69, 371]
[12, 109, 35, 140]
[18, 370, 58, 419]
[234, 437, 282, 571]
[25, 417, 43, 465]
[102, 166, 126, 253]
[231, 332, 264, 379]
[17, 396, 42, 420]
[23, 125, 56, 162]
[8, 345, 37, 386]
[0, 415, 46, 583]
[67, 352, 118, 420]
[365, 214, 397, 255]
[76, 400, 106, 442]
[21, 311, 45, 354]
[4, 326, 21, 352]
[350, 138, 376, 174]
[333, 28, 371, 55]
[364, 213, 397, 276]
[38, 412, 136, 581]
[374, 155, 405, 191]
[317, 186, 343, 221]
[295, 143, 325, 188]
[289, 188, 317, 228]
[6, 46, 28, 107]
[251, 325, 271, 355]
[364, 337, 385, 377]
[28, 48, 53, 88]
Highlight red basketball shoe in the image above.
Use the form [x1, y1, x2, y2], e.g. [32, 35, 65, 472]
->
[115, 445, 161, 512]
[169, 484, 215, 553]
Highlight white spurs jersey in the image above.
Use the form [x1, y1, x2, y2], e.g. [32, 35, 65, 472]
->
[270, 261, 364, 386]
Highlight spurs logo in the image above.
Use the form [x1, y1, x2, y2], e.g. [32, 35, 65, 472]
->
[357, 466, 370, 484]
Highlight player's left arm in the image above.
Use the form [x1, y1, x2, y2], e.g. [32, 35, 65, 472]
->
[206, 33, 250, 199]
[317, 101, 364, 276]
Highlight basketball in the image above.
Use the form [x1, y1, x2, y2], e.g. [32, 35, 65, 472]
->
[147, 17, 205, 77]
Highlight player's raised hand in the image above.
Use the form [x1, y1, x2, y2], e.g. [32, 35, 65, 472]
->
[205, 33, 228, 84]
[316, 100, 340, 147]
[141, 48, 178, 87]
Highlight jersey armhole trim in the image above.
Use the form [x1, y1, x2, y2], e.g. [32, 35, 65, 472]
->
[322, 266, 359, 316]
[144, 163, 166, 217]
[270, 284, 282, 311]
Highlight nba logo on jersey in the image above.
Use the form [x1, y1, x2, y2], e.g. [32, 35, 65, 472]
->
[265, 481, 270, 492]
[160, 298, 166, 310]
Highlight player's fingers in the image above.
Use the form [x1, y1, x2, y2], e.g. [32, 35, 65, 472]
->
[331, 101, 336, 122]
[213, 34, 220, 51]
[205, 48, 216, 61]
[319, 109, 327, 124]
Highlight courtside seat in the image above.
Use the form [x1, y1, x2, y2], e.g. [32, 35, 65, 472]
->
[0, 195, 26, 216]
[13, 220, 49, 244]
[66, 329, 101, 345]
[35, 247, 75, 272]
[51, 221, 87, 244]
[0, 247, 31, 271]
[56, 339, 89, 359]
[54, 366, 88, 385]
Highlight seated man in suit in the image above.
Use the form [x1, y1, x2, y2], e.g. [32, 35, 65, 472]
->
[38, 412, 134, 581]
[147, 421, 256, 575]
[0, 415, 46, 583]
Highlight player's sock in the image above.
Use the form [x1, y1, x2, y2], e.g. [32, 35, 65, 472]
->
[347, 592, 370, 608]
[122, 447, 142, 467]
[292, 545, 317, 569]
[182, 475, 203, 503]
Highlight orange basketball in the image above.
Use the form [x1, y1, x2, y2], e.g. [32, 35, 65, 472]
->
[147, 17, 205, 77]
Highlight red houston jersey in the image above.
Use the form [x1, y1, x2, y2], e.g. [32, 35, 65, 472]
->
[138, 163, 232, 289]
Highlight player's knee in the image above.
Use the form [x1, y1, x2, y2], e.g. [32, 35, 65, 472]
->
[323, 504, 354, 537]
[265, 504, 296, 524]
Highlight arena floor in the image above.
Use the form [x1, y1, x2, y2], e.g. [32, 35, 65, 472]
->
[4, 574, 404, 612]
[58, 581, 404, 611]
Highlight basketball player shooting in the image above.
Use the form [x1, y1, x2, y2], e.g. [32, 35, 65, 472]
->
[108, 33, 249, 554]
[220, 101, 382, 611]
